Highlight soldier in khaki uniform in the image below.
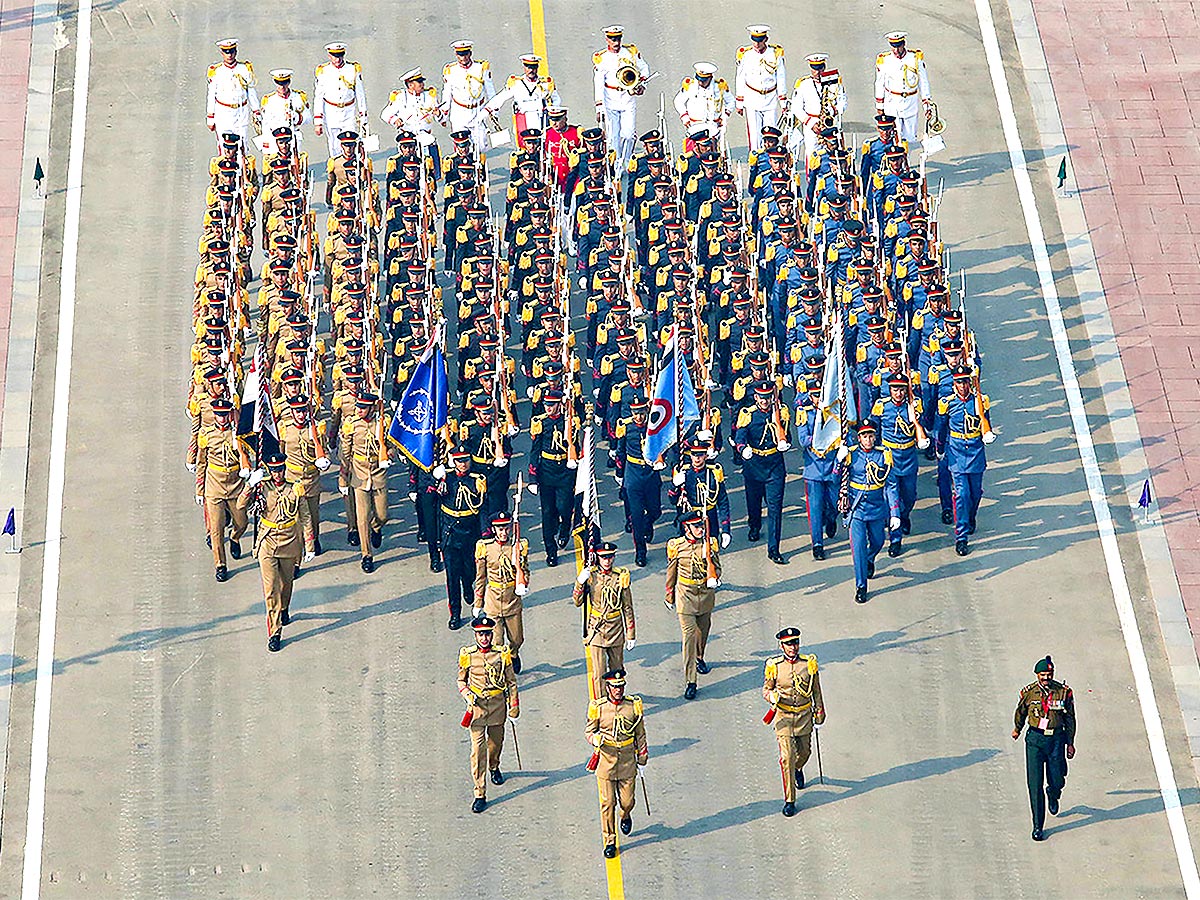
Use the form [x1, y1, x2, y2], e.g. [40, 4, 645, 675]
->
[665, 512, 721, 699]
[763, 627, 825, 816]
[574, 542, 636, 701]
[457, 615, 520, 813]
[585, 669, 649, 858]
[237, 453, 308, 652]
[473, 512, 530, 666]
[342, 391, 390, 572]
[195, 398, 248, 582]
[280, 394, 331, 558]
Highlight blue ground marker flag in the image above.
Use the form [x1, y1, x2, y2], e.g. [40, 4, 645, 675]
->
[3, 507, 18, 553]
[388, 332, 449, 471]
[1139, 478, 1152, 522]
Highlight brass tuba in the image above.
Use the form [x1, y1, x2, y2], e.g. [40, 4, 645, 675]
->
[925, 100, 946, 136]
[616, 63, 642, 91]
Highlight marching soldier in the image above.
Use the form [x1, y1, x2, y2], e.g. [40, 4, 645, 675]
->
[458, 615, 520, 813]
[441, 40, 496, 151]
[343, 391, 390, 572]
[380, 68, 445, 166]
[873, 32, 931, 144]
[789, 54, 845, 165]
[873, 372, 927, 557]
[665, 512, 721, 700]
[314, 42, 368, 158]
[279, 394, 330, 558]
[195, 398, 248, 582]
[260, 69, 308, 147]
[669, 441, 732, 547]
[1012, 656, 1076, 841]
[735, 25, 787, 151]
[734, 383, 791, 564]
[614, 398, 663, 567]
[439, 448, 488, 629]
[574, 542, 636, 700]
[673, 62, 733, 143]
[473, 511, 530, 670]
[763, 627, 825, 816]
[528, 390, 579, 566]
[937, 365, 995, 556]
[238, 453, 308, 652]
[592, 24, 650, 171]
[837, 421, 899, 604]
[485, 54, 561, 147]
[206, 39, 259, 148]
[585, 669, 648, 858]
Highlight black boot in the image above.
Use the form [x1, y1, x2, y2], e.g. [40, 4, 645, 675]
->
[887, 541, 902, 557]
[684, 682, 697, 700]
[229, 539, 242, 560]
[348, 529, 360, 547]
[635, 549, 647, 567]
[955, 539, 969, 556]
[362, 555, 375, 573]
[1048, 796, 1059, 816]
[547, 549, 558, 567]
[747, 528, 760, 542]
[1032, 828, 1045, 841]
[825, 520, 837, 539]
[281, 608, 290, 627]
[215, 565, 228, 583]
[432, 558, 445, 573]
[512, 654, 522, 675]
[782, 801, 796, 817]
[472, 797, 487, 813]
[940, 510, 953, 525]
[490, 768, 505, 785]
[267, 634, 281, 652]
[695, 659, 710, 675]
[448, 615, 462, 630]
[604, 844, 617, 859]
[619, 815, 632, 835]
[867, 561, 875, 578]
[797, 768, 805, 790]
[370, 529, 382, 549]
[314, 537, 324, 556]
[855, 586, 868, 604]
[812, 545, 826, 561]
[769, 552, 786, 564]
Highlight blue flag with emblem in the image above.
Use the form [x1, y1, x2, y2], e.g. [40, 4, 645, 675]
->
[644, 332, 701, 465]
[387, 334, 448, 471]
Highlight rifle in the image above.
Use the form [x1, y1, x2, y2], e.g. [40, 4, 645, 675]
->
[957, 269, 991, 434]
[835, 309, 851, 516]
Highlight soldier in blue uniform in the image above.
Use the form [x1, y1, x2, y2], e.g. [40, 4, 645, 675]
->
[837, 421, 900, 603]
[794, 380, 840, 560]
[615, 399, 664, 567]
[734, 383, 792, 564]
[937, 365, 994, 555]
[872, 373, 928, 556]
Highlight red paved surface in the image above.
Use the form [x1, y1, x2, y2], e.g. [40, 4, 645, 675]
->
[0, 0, 35, 438]
[1032, 0, 1200, 650]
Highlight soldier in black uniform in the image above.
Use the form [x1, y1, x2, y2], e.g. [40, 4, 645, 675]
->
[1012, 655, 1076, 841]
[734, 383, 791, 564]
[459, 396, 514, 524]
[528, 390, 580, 566]
[439, 448, 488, 630]
[669, 442, 732, 548]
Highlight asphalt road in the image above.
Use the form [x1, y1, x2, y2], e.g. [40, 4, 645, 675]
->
[0, 0, 1196, 897]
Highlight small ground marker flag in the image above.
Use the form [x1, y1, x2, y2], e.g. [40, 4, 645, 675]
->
[3, 507, 19, 553]
[1056, 157, 1068, 197]
[33, 158, 44, 198]
[1138, 479, 1152, 523]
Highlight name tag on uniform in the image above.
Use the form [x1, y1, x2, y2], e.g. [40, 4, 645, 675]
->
[1038, 717, 1049, 730]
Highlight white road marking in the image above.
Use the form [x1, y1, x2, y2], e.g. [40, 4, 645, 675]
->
[974, 0, 1200, 892]
[22, 0, 93, 896]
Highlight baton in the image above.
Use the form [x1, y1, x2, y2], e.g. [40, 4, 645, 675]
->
[510, 719, 522, 770]
[639, 770, 651, 817]
[815, 727, 824, 785]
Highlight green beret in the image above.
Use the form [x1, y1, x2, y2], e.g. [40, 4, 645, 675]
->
[1034, 656, 1053, 674]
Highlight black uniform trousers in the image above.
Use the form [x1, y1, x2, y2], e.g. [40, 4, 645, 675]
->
[1025, 729, 1068, 831]
[744, 454, 786, 555]
[442, 517, 480, 619]
[538, 462, 574, 554]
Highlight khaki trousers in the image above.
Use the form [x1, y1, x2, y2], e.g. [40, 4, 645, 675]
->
[598, 776, 636, 846]
[302, 489, 321, 551]
[586, 644, 624, 702]
[469, 723, 505, 798]
[259, 551, 298, 637]
[354, 486, 388, 558]
[776, 731, 813, 802]
[678, 611, 712, 684]
[492, 612, 524, 654]
[206, 497, 248, 567]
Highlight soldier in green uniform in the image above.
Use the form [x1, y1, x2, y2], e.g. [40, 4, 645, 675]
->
[763, 627, 825, 816]
[1012, 655, 1076, 841]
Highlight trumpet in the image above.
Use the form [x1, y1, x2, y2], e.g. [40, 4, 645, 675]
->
[925, 100, 946, 135]
[615, 64, 659, 95]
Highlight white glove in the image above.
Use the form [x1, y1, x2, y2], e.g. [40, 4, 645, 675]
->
[303, 550, 315, 563]
[632, 306, 648, 320]
[615, 476, 623, 488]
[492, 457, 507, 468]
[889, 516, 901, 531]
[777, 440, 791, 452]
[625, 638, 636, 651]
[982, 430, 996, 444]
[917, 437, 931, 450]
[461, 687, 473, 704]
[837, 445, 850, 463]
[672, 470, 686, 486]
[697, 429, 713, 442]
[195, 494, 204, 507]
[186, 462, 197, 474]
[741, 446, 753, 460]
[652, 461, 666, 471]
[783, 373, 794, 387]
[578, 276, 588, 290]
[591, 733, 602, 748]
[704, 378, 719, 390]
[472, 606, 483, 618]
[566, 459, 578, 469]
[528, 483, 539, 495]
[577, 567, 591, 584]
[432, 464, 447, 480]
[380, 458, 392, 469]
[593, 413, 602, 424]
[507, 424, 519, 436]
[247, 469, 265, 488]
[525, 386, 535, 399]
[637, 764, 646, 776]
[706, 577, 719, 588]
[315, 456, 331, 471]
[769, 690, 780, 705]
[339, 485, 349, 496]
[515, 584, 528, 597]
[720, 532, 731, 549]
[408, 491, 418, 501]
[239, 467, 252, 479]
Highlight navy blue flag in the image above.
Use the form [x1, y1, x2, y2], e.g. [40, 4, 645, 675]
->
[2, 508, 13, 537]
[388, 337, 449, 470]
[1138, 479, 1151, 509]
